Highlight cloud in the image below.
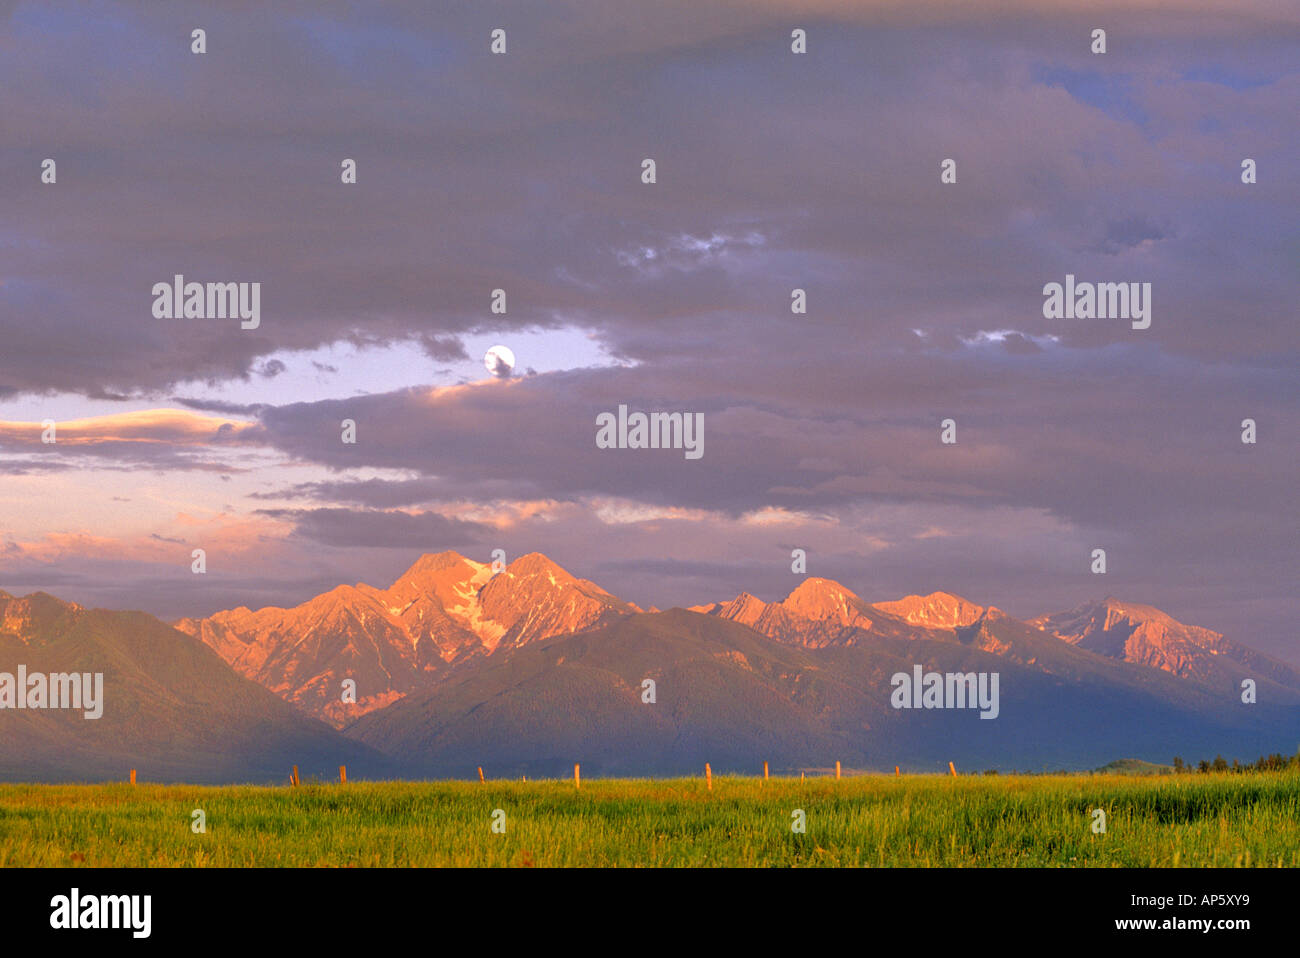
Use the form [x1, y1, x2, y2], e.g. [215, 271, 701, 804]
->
[1, 512, 285, 566]
[1096, 215, 1170, 254]
[253, 507, 490, 548]
[418, 335, 468, 363]
[0, 409, 259, 447]
[484, 347, 515, 378]
[172, 397, 270, 416]
[0, 0, 1295, 401]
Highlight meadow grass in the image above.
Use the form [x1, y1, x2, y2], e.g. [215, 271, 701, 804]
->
[2, 772, 1298, 867]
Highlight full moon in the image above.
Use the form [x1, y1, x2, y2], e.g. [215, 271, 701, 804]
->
[484, 345, 515, 378]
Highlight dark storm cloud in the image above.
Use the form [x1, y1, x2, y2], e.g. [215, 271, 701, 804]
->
[1096, 215, 1170, 254]
[173, 397, 270, 416]
[254, 506, 490, 549]
[0, 457, 73, 475]
[249, 477, 452, 509]
[248, 342, 1295, 532]
[999, 333, 1044, 354]
[1, 0, 1296, 397]
[419, 335, 469, 363]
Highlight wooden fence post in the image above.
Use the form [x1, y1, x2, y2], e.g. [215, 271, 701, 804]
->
[478, 766, 485, 784]
[895, 765, 900, 777]
[835, 761, 841, 780]
[763, 760, 769, 781]
[705, 763, 712, 791]
[949, 761, 957, 777]
[574, 763, 580, 789]
[129, 769, 136, 785]
[292, 765, 300, 787]
[339, 765, 346, 784]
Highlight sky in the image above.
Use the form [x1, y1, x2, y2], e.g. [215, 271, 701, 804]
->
[0, 1, 1296, 662]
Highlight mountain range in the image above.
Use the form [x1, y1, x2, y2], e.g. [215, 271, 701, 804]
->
[4, 551, 1298, 781]
[0, 590, 388, 783]
[173, 552, 637, 726]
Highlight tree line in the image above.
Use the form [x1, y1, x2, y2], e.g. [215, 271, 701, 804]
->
[1171, 749, 1300, 774]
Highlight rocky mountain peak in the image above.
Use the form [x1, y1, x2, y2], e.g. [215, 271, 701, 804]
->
[871, 591, 985, 628]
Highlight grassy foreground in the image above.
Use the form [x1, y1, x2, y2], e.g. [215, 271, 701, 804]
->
[2, 772, 1299, 867]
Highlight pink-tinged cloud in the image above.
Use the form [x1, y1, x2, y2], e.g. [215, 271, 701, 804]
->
[1, 513, 295, 566]
[0, 409, 259, 448]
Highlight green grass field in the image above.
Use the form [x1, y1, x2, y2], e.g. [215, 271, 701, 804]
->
[3, 772, 1299, 867]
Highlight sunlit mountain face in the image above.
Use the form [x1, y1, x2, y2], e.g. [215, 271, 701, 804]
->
[160, 551, 1300, 735]
[172, 552, 638, 725]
